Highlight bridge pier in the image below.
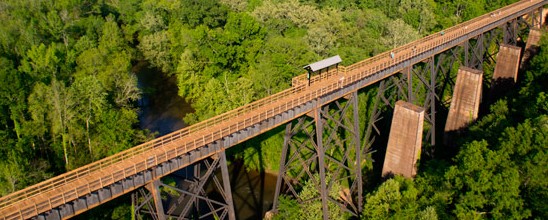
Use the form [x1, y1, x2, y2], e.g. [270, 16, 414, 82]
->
[382, 101, 425, 178]
[444, 67, 484, 145]
[521, 28, 542, 69]
[491, 44, 522, 96]
[272, 91, 363, 218]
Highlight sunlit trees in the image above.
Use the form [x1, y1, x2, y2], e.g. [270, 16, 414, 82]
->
[0, 1, 543, 219]
[274, 174, 349, 220]
[381, 19, 420, 49]
[362, 177, 438, 220]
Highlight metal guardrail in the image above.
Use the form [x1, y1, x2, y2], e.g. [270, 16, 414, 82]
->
[0, 0, 544, 219]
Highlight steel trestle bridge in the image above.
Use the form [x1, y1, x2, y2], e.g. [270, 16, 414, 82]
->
[0, 0, 546, 219]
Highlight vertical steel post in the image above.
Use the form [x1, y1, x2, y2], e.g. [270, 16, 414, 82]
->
[271, 123, 292, 212]
[145, 180, 166, 220]
[314, 107, 329, 220]
[478, 34, 485, 69]
[351, 92, 363, 212]
[406, 67, 414, 103]
[464, 41, 470, 67]
[219, 151, 236, 220]
[429, 58, 437, 146]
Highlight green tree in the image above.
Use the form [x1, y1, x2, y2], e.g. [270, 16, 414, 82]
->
[381, 19, 420, 49]
[138, 31, 172, 73]
[70, 75, 107, 158]
[445, 140, 530, 219]
[398, 0, 437, 35]
[19, 43, 60, 83]
[305, 8, 345, 56]
[178, 0, 228, 28]
[362, 177, 438, 220]
[274, 174, 348, 220]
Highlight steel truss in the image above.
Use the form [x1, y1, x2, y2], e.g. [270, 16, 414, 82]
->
[133, 151, 235, 220]
[364, 52, 455, 155]
[374, 15, 531, 149]
[463, 28, 501, 70]
[272, 92, 363, 219]
[134, 10, 540, 220]
[517, 7, 544, 38]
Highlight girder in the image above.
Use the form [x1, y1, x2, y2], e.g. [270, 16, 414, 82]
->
[133, 152, 235, 220]
[1, 1, 546, 219]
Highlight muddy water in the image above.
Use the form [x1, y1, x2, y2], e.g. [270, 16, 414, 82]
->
[227, 161, 277, 220]
[134, 62, 278, 219]
[134, 61, 193, 136]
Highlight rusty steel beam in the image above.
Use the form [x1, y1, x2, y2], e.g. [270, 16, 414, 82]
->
[145, 180, 166, 220]
[272, 93, 364, 218]
[2, 1, 546, 219]
[134, 152, 235, 220]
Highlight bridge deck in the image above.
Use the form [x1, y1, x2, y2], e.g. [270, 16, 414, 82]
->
[0, 0, 546, 219]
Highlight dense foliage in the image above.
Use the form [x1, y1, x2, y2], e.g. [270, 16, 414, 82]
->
[1, 0, 546, 219]
[0, 0, 151, 196]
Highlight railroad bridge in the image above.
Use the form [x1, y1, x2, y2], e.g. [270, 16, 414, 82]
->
[0, 0, 546, 219]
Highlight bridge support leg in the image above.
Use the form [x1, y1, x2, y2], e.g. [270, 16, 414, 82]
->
[272, 93, 364, 218]
[271, 122, 292, 213]
[528, 7, 543, 29]
[145, 180, 166, 220]
[463, 29, 500, 71]
[351, 91, 363, 212]
[219, 151, 236, 220]
[132, 188, 161, 220]
[503, 19, 519, 46]
[133, 149, 235, 220]
[314, 106, 330, 220]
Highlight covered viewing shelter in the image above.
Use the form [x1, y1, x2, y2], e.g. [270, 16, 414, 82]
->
[303, 55, 342, 86]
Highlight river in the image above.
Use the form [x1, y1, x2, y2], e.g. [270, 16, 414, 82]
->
[134, 62, 277, 219]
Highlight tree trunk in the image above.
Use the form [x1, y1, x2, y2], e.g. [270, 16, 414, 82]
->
[87, 117, 92, 157]
[62, 133, 69, 168]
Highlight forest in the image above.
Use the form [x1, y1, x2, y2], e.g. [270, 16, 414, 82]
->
[0, 0, 545, 219]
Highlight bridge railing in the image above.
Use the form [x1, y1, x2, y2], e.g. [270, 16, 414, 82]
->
[344, 0, 538, 76]
[0, 0, 544, 218]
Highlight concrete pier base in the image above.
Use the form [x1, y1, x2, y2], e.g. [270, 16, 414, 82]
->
[444, 67, 483, 144]
[492, 44, 521, 92]
[382, 101, 425, 178]
[521, 29, 542, 69]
